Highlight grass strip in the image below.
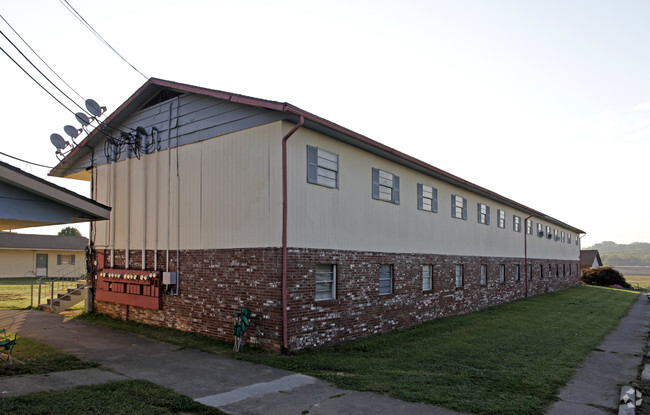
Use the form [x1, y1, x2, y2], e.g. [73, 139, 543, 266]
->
[0, 277, 39, 309]
[0, 335, 98, 377]
[78, 285, 639, 415]
[0, 379, 225, 415]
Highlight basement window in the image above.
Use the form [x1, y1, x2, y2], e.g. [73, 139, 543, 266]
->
[480, 264, 488, 285]
[315, 264, 336, 300]
[455, 264, 464, 288]
[379, 264, 393, 295]
[422, 264, 433, 291]
[499, 264, 506, 283]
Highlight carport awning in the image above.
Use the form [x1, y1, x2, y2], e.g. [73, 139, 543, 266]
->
[0, 161, 110, 231]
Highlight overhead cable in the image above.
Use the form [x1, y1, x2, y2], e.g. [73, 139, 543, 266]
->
[0, 151, 55, 169]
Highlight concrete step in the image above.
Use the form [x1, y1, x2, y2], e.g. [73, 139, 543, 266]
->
[39, 287, 87, 313]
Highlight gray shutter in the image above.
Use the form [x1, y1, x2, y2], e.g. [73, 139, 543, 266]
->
[486, 206, 490, 225]
[462, 198, 467, 220]
[477, 203, 481, 223]
[513, 215, 516, 231]
[57, 255, 61, 265]
[393, 175, 400, 204]
[433, 188, 438, 213]
[451, 195, 456, 218]
[372, 168, 380, 200]
[417, 183, 423, 210]
[307, 145, 318, 184]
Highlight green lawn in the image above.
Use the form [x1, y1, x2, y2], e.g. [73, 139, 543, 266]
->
[0, 334, 98, 377]
[78, 285, 639, 415]
[0, 278, 38, 309]
[0, 379, 225, 415]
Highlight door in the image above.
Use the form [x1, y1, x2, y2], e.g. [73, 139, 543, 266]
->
[36, 254, 48, 277]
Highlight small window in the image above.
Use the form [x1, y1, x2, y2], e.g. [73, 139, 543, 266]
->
[513, 215, 521, 233]
[480, 264, 488, 285]
[497, 210, 506, 228]
[372, 168, 400, 204]
[526, 219, 533, 235]
[422, 265, 433, 291]
[477, 203, 490, 225]
[528, 264, 533, 280]
[568, 233, 572, 244]
[537, 223, 544, 237]
[561, 231, 565, 243]
[455, 264, 464, 288]
[515, 264, 521, 281]
[548, 264, 552, 278]
[307, 146, 338, 188]
[499, 264, 505, 283]
[562, 264, 566, 277]
[546, 226, 552, 239]
[539, 264, 544, 279]
[555, 264, 559, 277]
[57, 254, 75, 265]
[379, 264, 393, 295]
[417, 184, 438, 213]
[553, 229, 559, 241]
[315, 264, 336, 300]
[451, 195, 467, 220]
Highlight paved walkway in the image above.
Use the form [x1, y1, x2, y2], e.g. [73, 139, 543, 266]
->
[0, 294, 648, 414]
[0, 310, 465, 415]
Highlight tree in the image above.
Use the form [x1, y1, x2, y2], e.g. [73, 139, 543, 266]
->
[581, 267, 631, 288]
[58, 226, 82, 237]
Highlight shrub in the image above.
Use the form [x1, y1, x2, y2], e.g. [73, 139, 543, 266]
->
[581, 267, 631, 288]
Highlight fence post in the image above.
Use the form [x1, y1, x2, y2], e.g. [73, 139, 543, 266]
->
[30, 284, 34, 308]
[50, 279, 54, 312]
[38, 281, 42, 308]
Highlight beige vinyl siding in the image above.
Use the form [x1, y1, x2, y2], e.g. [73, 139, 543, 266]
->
[286, 124, 579, 261]
[0, 250, 85, 278]
[95, 122, 282, 251]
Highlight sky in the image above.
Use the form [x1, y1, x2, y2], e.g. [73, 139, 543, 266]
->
[0, 0, 649, 248]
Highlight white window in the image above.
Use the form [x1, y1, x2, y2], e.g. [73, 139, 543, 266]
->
[499, 264, 506, 283]
[553, 228, 559, 241]
[568, 233, 572, 244]
[526, 219, 533, 235]
[561, 231, 565, 243]
[451, 195, 467, 220]
[497, 209, 506, 228]
[57, 254, 75, 265]
[417, 184, 438, 213]
[307, 146, 338, 188]
[422, 265, 433, 291]
[372, 168, 400, 204]
[379, 264, 393, 295]
[513, 215, 521, 232]
[315, 264, 336, 300]
[480, 264, 487, 285]
[537, 223, 544, 237]
[455, 264, 464, 288]
[546, 226, 552, 239]
[478, 203, 490, 225]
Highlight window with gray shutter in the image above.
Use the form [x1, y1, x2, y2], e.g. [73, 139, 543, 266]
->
[307, 145, 338, 188]
[417, 184, 438, 213]
[478, 203, 490, 225]
[452, 195, 467, 220]
[513, 215, 521, 232]
[497, 209, 505, 228]
[372, 168, 399, 204]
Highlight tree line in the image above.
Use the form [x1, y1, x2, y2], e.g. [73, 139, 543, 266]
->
[586, 241, 650, 266]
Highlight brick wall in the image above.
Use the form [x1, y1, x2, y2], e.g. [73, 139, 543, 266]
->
[93, 248, 579, 351]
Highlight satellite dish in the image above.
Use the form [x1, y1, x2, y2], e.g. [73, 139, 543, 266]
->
[50, 133, 68, 150]
[85, 99, 106, 117]
[75, 112, 91, 126]
[64, 125, 80, 138]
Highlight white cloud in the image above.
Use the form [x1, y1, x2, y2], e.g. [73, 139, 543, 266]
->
[633, 102, 650, 111]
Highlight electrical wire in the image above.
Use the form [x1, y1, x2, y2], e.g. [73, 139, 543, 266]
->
[59, 0, 147, 80]
[0, 12, 86, 102]
[0, 151, 55, 169]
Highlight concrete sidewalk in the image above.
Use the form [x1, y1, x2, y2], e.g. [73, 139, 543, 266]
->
[546, 293, 650, 415]
[0, 310, 465, 415]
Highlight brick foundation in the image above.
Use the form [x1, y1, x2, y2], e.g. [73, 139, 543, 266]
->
[93, 248, 579, 351]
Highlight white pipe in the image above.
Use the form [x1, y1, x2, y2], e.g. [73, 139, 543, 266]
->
[154, 129, 159, 270]
[110, 159, 116, 268]
[166, 103, 173, 272]
[126, 150, 131, 269]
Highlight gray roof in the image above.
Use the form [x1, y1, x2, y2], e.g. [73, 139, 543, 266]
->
[0, 232, 88, 251]
[580, 250, 603, 268]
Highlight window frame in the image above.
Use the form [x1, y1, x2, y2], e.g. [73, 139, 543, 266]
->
[315, 264, 336, 301]
[526, 218, 533, 235]
[455, 264, 464, 288]
[497, 209, 506, 229]
[422, 264, 433, 291]
[417, 184, 438, 213]
[499, 264, 506, 283]
[372, 168, 400, 204]
[477, 203, 490, 225]
[513, 215, 521, 233]
[515, 264, 521, 281]
[57, 254, 75, 265]
[379, 264, 393, 295]
[537, 223, 544, 237]
[480, 264, 488, 285]
[451, 195, 468, 220]
[307, 145, 339, 189]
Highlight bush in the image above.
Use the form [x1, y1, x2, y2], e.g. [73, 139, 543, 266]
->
[581, 267, 631, 288]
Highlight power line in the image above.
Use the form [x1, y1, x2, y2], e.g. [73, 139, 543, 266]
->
[0, 13, 86, 102]
[59, 0, 147, 80]
[0, 151, 55, 169]
[0, 28, 88, 115]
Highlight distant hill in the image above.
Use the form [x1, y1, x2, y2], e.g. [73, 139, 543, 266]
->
[586, 241, 650, 266]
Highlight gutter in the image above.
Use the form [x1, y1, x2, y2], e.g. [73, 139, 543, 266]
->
[281, 115, 304, 352]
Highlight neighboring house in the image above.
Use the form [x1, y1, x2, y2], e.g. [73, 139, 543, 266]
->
[0, 160, 111, 231]
[51, 78, 584, 351]
[580, 249, 603, 272]
[0, 232, 88, 278]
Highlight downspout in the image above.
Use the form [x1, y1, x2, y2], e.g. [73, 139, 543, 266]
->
[281, 115, 304, 352]
[524, 214, 533, 298]
[126, 148, 131, 269]
[110, 155, 116, 268]
[166, 103, 173, 272]
[154, 128, 160, 270]
[142, 137, 147, 270]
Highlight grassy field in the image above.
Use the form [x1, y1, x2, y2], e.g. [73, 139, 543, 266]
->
[0, 277, 84, 310]
[79, 285, 639, 415]
[623, 275, 650, 290]
[0, 379, 226, 415]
